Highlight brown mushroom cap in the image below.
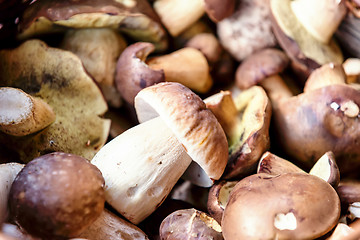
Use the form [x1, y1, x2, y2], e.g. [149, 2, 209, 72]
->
[8, 152, 105, 239]
[235, 48, 290, 90]
[273, 84, 360, 175]
[222, 173, 341, 239]
[204, 0, 235, 22]
[17, 0, 168, 51]
[115, 42, 164, 105]
[135, 82, 228, 180]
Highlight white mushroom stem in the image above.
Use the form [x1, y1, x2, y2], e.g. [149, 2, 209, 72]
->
[0, 87, 55, 136]
[0, 163, 24, 224]
[91, 117, 192, 224]
[291, 0, 347, 44]
[259, 75, 293, 109]
[153, 0, 205, 36]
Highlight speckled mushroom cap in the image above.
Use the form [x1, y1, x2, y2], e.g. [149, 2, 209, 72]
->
[236, 48, 289, 90]
[222, 173, 341, 239]
[134, 82, 228, 180]
[8, 152, 105, 239]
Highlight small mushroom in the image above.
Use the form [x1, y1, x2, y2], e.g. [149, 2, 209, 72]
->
[0, 163, 24, 225]
[159, 208, 223, 240]
[147, 47, 213, 94]
[343, 58, 360, 84]
[91, 82, 228, 224]
[153, 0, 234, 36]
[78, 209, 149, 240]
[222, 173, 341, 239]
[207, 180, 238, 225]
[61, 28, 127, 108]
[270, 0, 345, 77]
[0, 87, 55, 136]
[0, 39, 110, 162]
[205, 87, 272, 179]
[8, 152, 105, 239]
[115, 42, 165, 105]
[309, 151, 340, 188]
[257, 151, 304, 175]
[17, 0, 168, 51]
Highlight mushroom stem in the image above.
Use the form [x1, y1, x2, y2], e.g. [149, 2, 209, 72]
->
[259, 75, 293, 109]
[91, 117, 193, 224]
[291, 0, 347, 44]
[0, 87, 55, 136]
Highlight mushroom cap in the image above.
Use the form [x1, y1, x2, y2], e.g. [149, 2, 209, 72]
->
[222, 173, 341, 239]
[115, 42, 164, 105]
[0, 39, 110, 162]
[17, 0, 168, 51]
[273, 84, 360, 175]
[134, 82, 228, 180]
[8, 152, 105, 239]
[204, 0, 235, 22]
[235, 48, 290, 90]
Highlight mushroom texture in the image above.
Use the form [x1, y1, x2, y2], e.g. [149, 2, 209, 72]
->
[17, 0, 168, 51]
[0, 40, 110, 162]
[222, 173, 341, 239]
[8, 152, 105, 239]
[91, 82, 228, 224]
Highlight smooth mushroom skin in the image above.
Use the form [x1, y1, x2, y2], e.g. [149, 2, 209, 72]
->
[235, 48, 290, 90]
[217, 0, 277, 61]
[204, 0, 235, 22]
[257, 151, 304, 175]
[270, 0, 344, 77]
[207, 180, 238, 225]
[337, 181, 360, 206]
[309, 151, 340, 188]
[336, 12, 360, 58]
[8, 152, 105, 239]
[78, 209, 149, 240]
[115, 42, 165, 105]
[0, 39, 110, 162]
[273, 84, 360, 175]
[17, 0, 168, 51]
[222, 173, 341, 240]
[159, 208, 223, 240]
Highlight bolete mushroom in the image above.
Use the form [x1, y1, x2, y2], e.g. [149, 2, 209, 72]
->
[159, 208, 223, 240]
[0, 39, 110, 162]
[115, 42, 165, 105]
[270, 0, 345, 77]
[0, 163, 24, 225]
[91, 82, 228, 224]
[222, 173, 341, 239]
[0, 87, 55, 136]
[8, 152, 105, 239]
[17, 0, 168, 51]
[217, 0, 277, 61]
[257, 151, 304, 175]
[60, 28, 127, 108]
[153, 0, 235, 36]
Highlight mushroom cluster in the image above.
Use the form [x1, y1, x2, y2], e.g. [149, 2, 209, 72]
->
[0, 0, 360, 239]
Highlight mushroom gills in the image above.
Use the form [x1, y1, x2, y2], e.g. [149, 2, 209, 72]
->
[91, 116, 193, 224]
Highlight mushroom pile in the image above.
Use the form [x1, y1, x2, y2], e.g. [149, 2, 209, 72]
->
[0, 0, 360, 239]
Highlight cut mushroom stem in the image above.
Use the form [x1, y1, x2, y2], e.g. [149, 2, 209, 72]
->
[147, 47, 213, 93]
[257, 151, 304, 175]
[290, 0, 347, 44]
[309, 151, 340, 188]
[343, 58, 360, 84]
[0, 87, 55, 136]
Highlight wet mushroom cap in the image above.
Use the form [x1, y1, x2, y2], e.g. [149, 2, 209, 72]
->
[8, 152, 105, 239]
[222, 173, 341, 239]
[235, 48, 290, 90]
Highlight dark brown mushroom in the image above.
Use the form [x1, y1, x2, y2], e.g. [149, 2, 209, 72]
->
[8, 152, 105, 239]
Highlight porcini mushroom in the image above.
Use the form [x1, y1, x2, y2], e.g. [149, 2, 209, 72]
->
[153, 0, 234, 36]
[8, 152, 105, 239]
[270, 0, 345, 76]
[217, 0, 277, 61]
[17, 0, 168, 51]
[0, 39, 110, 162]
[257, 151, 304, 175]
[115, 42, 164, 105]
[0, 87, 55, 136]
[0, 163, 24, 225]
[91, 82, 228, 224]
[222, 173, 341, 239]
